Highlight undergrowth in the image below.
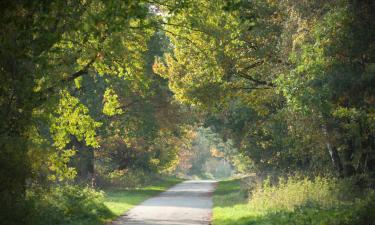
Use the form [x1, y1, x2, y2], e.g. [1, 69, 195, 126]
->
[28, 185, 113, 225]
[213, 176, 375, 225]
[27, 176, 182, 225]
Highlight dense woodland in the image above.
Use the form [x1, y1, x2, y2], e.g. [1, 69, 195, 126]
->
[1, 0, 375, 224]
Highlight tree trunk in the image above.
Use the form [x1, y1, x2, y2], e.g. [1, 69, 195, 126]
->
[342, 138, 356, 177]
[365, 134, 375, 174]
[322, 123, 343, 176]
[69, 136, 95, 185]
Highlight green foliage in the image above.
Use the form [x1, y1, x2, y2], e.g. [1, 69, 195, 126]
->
[27, 176, 182, 225]
[102, 88, 123, 116]
[98, 169, 158, 188]
[48, 149, 77, 182]
[28, 185, 113, 225]
[0, 1, 192, 222]
[213, 177, 375, 225]
[213, 178, 248, 207]
[157, 0, 375, 180]
[1, 0, 375, 223]
[51, 90, 101, 149]
[250, 176, 357, 210]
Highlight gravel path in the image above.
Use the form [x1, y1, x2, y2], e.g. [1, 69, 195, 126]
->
[111, 180, 217, 225]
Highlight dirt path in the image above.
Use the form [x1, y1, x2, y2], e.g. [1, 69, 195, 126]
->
[111, 180, 217, 225]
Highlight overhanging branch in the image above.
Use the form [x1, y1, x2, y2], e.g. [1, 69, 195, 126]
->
[42, 56, 97, 95]
[235, 71, 275, 87]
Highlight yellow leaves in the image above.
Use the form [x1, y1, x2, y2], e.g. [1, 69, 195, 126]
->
[103, 88, 123, 116]
[149, 158, 160, 167]
[153, 56, 168, 78]
[332, 107, 362, 121]
[50, 90, 101, 149]
[210, 146, 225, 158]
[48, 148, 77, 182]
[74, 76, 83, 89]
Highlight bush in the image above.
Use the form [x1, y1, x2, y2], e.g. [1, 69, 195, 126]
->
[28, 185, 113, 225]
[247, 176, 375, 225]
[96, 169, 157, 188]
[251, 177, 343, 210]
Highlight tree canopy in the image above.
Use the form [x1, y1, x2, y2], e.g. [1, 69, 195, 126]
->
[1, 0, 374, 224]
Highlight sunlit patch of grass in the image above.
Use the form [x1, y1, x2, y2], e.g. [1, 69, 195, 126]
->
[212, 178, 259, 225]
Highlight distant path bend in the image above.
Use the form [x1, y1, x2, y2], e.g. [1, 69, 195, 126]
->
[111, 180, 217, 225]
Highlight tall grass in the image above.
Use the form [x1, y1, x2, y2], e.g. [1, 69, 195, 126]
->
[213, 176, 375, 225]
[250, 176, 359, 210]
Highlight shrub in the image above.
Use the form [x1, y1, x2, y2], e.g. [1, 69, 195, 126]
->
[250, 176, 345, 210]
[247, 176, 375, 225]
[97, 169, 157, 188]
[28, 185, 113, 225]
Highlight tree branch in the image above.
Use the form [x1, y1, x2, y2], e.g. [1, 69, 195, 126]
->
[235, 71, 275, 87]
[229, 86, 272, 91]
[118, 99, 142, 111]
[242, 60, 264, 71]
[159, 21, 208, 34]
[158, 27, 213, 60]
[41, 56, 97, 95]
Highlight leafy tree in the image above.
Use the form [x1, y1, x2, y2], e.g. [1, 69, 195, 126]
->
[155, 0, 375, 180]
[0, 1, 185, 222]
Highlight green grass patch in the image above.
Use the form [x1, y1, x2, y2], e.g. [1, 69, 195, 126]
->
[212, 177, 375, 225]
[212, 178, 257, 225]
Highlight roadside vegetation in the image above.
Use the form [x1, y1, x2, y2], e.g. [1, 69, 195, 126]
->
[1, 0, 374, 224]
[27, 177, 182, 225]
[213, 177, 375, 225]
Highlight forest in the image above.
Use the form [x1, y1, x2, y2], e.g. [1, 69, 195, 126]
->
[0, 0, 374, 225]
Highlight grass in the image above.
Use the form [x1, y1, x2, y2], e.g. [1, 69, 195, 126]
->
[103, 176, 183, 217]
[212, 177, 375, 225]
[212, 178, 256, 225]
[49, 176, 183, 225]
